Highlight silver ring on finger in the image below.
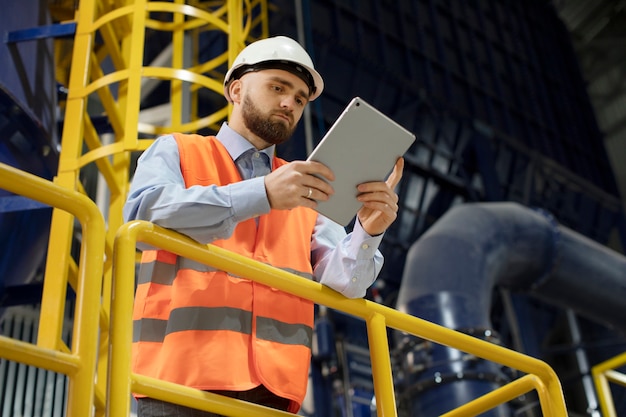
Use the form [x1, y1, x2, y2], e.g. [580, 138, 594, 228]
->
[307, 187, 313, 199]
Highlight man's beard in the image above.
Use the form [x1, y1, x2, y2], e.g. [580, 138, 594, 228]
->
[242, 95, 296, 145]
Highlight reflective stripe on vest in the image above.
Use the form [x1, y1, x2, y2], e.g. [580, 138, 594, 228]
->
[137, 257, 314, 285]
[133, 307, 313, 346]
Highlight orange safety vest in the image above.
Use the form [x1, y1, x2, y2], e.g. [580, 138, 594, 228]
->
[132, 133, 318, 412]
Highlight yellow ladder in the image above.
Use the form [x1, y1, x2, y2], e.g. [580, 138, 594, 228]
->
[15, 0, 268, 415]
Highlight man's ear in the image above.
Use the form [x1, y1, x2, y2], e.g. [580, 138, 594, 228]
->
[229, 80, 242, 104]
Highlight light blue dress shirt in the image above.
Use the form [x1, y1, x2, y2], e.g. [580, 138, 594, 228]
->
[123, 122, 384, 298]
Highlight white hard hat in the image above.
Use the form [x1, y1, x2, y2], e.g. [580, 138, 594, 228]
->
[223, 36, 324, 102]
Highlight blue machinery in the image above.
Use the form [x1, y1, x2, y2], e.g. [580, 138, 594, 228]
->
[2, 1, 626, 416]
[396, 202, 626, 416]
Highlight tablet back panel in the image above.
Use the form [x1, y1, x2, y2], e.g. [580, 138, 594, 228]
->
[306, 97, 415, 226]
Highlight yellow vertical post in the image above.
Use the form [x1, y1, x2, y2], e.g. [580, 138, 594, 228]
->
[227, 0, 244, 117]
[366, 312, 398, 417]
[121, 0, 147, 149]
[64, 195, 106, 417]
[171, 0, 186, 128]
[106, 222, 139, 417]
[595, 372, 617, 417]
[38, 0, 97, 351]
[592, 352, 626, 417]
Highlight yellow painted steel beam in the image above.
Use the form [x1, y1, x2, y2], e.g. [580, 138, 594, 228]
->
[40, 0, 97, 351]
[108, 220, 568, 417]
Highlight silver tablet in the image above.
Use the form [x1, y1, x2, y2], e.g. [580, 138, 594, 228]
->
[306, 97, 415, 226]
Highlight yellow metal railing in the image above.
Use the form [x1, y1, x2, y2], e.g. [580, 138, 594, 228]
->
[592, 352, 626, 417]
[0, 163, 105, 417]
[109, 220, 568, 417]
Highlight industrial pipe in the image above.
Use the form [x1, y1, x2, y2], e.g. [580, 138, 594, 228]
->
[395, 201, 626, 416]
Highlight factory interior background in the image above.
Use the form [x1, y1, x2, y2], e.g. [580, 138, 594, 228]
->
[0, 0, 625, 416]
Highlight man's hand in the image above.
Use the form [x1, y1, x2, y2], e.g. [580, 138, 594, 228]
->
[264, 161, 335, 210]
[356, 157, 404, 236]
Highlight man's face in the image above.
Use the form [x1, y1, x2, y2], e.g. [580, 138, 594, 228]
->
[239, 69, 310, 146]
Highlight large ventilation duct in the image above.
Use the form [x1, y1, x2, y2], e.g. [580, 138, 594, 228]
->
[395, 202, 626, 416]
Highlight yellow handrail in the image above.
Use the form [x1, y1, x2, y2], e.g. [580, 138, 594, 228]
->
[109, 220, 568, 417]
[592, 352, 626, 417]
[0, 163, 105, 417]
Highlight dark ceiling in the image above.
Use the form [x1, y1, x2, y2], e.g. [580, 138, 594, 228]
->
[554, 0, 626, 212]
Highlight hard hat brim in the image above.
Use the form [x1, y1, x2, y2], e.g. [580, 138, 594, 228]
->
[223, 36, 325, 102]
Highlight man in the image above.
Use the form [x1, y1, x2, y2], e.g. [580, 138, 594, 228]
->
[123, 35, 404, 417]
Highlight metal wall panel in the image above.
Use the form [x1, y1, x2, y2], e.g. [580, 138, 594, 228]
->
[0, 307, 69, 417]
[270, 0, 625, 255]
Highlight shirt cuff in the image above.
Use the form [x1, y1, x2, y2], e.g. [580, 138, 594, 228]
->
[350, 219, 384, 259]
[229, 176, 271, 221]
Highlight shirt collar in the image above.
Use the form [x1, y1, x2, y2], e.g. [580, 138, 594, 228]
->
[215, 122, 276, 162]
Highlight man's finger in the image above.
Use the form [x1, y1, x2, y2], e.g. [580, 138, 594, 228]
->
[386, 157, 404, 190]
